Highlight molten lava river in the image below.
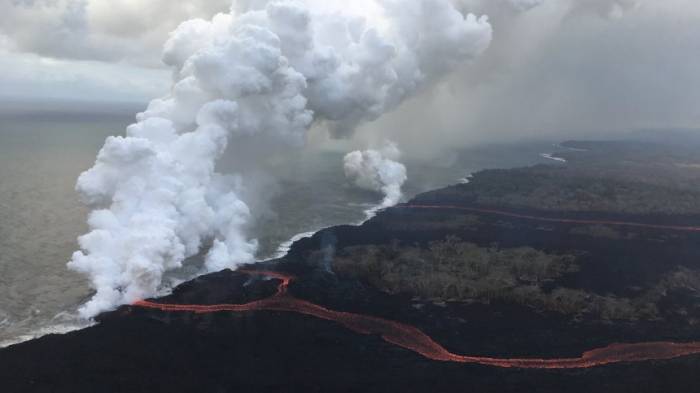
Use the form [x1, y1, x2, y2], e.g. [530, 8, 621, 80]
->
[135, 270, 700, 369]
[135, 205, 700, 369]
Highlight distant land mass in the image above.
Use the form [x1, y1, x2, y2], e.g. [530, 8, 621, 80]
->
[3, 132, 700, 392]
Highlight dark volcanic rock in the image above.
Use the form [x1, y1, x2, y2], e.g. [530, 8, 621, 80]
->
[3, 138, 700, 392]
[1, 295, 699, 393]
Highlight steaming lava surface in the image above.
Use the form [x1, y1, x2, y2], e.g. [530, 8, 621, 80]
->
[3, 137, 700, 392]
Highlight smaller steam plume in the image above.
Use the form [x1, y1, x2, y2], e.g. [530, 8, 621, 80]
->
[69, 0, 492, 318]
[344, 142, 407, 214]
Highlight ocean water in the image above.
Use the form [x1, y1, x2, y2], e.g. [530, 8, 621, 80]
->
[0, 103, 140, 346]
[0, 102, 559, 346]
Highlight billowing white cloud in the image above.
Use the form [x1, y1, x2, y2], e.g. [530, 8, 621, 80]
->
[69, 0, 492, 317]
[0, 0, 231, 66]
[354, 0, 700, 158]
[6, 0, 698, 315]
[344, 141, 407, 210]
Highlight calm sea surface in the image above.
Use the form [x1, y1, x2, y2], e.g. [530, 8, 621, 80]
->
[0, 101, 558, 345]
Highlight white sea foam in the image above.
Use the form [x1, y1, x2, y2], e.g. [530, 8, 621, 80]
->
[540, 153, 567, 163]
[270, 199, 393, 260]
[459, 173, 474, 184]
[270, 230, 318, 259]
[0, 315, 94, 349]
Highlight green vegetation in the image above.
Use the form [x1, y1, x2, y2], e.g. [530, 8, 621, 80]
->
[415, 140, 700, 215]
[330, 237, 700, 321]
[465, 168, 700, 215]
[333, 237, 578, 296]
[328, 138, 700, 321]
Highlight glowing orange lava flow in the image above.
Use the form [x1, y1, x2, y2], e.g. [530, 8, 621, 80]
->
[399, 205, 700, 232]
[134, 270, 700, 369]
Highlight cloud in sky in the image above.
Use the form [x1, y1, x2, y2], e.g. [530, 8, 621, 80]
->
[0, 0, 231, 65]
[351, 0, 700, 156]
[0, 47, 169, 102]
[67, 0, 491, 317]
[0, 0, 233, 101]
[1, 0, 699, 147]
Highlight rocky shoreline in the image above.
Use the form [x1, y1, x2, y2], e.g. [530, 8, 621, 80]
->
[3, 137, 700, 392]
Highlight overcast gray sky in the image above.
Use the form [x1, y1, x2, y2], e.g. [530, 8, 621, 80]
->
[0, 0, 232, 101]
[1, 0, 698, 145]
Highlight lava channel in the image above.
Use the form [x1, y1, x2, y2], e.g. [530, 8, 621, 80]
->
[134, 270, 700, 369]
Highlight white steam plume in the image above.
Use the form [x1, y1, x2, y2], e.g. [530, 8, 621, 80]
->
[344, 142, 407, 210]
[69, 0, 492, 318]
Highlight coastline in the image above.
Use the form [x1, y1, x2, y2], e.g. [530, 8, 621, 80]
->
[4, 137, 700, 392]
[0, 143, 576, 349]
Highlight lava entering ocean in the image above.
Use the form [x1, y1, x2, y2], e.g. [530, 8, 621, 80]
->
[134, 205, 700, 368]
[135, 269, 700, 369]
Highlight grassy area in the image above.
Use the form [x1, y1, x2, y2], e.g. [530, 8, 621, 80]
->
[330, 237, 700, 321]
[466, 168, 700, 214]
[414, 139, 700, 215]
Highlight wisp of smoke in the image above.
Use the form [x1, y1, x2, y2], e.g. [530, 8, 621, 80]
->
[344, 142, 407, 214]
[69, 0, 492, 318]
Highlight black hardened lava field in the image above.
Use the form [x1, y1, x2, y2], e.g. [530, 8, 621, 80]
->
[3, 138, 700, 392]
